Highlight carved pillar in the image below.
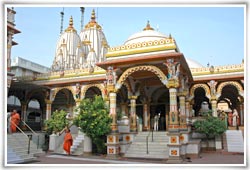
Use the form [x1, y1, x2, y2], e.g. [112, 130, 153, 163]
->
[239, 103, 244, 126]
[129, 96, 137, 132]
[109, 91, 118, 132]
[185, 100, 192, 132]
[211, 97, 218, 117]
[106, 84, 120, 158]
[168, 87, 179, 130]
[166, 79, 183, 163]
[178, 93, 187, 131]
[21, 101, 27, 122]
[143, 102, 150, 131]
[165, 104, 169, 131]
[45, 100, 52, 120]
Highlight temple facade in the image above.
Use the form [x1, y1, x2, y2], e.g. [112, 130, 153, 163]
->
[8, 8, 244, 160]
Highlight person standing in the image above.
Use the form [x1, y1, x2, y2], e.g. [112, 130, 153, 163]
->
[63, 128, 73, 155]
[154, 113, 160, 131]
[10, 110, 20, 133]
[228, 112, 233, 126]
[232, 109, 239, 127]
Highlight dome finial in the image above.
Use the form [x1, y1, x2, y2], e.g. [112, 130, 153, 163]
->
[143, 20, 154, 31]
[69, 16, 73, 27]
[91, 9, 96, 21]
[84, 9, 102, 29]
[65, 16, 76, 32]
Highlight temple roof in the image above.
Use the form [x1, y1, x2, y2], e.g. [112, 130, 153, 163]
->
[124, 21, 168, 45]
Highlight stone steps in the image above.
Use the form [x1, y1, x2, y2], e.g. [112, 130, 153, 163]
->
[224, 130, 244, 153]
[54, 133, 84, 156]
[7, 133, 44, 164]
[124, 131, 169, 159]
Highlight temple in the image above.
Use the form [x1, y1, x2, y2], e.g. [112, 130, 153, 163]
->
[7, 8, 244, 163]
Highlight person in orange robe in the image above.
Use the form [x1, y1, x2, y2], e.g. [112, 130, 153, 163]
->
[10, 110, 20, 133]
[227, 112, 233, 126]
[63, 129, 73, 155]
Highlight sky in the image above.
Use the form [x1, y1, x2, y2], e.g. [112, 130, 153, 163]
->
[8, 5, 245, 68]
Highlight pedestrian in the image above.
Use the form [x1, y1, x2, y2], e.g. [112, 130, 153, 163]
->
[232, 109, 239, 127]
[154, 113, 160, 131]
[10, 110, 20, 133]
[228, 112, 233, 126]
[63, 128, 73, 155]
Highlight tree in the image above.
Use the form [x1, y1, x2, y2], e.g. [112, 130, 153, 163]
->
[73, 95, 112, 154]
[193, 116, 227, 150]
[44, 110, 69, 135]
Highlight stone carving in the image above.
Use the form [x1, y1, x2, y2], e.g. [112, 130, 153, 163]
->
[163, 59, 180, 79]
[106, 66, 116, 85]
[75, 83, 81, 99]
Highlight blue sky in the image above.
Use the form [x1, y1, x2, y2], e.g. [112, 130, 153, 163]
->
[9, 5, 245, 68]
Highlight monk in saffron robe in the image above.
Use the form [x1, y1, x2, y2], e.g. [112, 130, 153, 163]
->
[10, 110, 20, 133]
[63, 129, 73, 155]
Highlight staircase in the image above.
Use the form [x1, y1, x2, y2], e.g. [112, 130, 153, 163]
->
[223, 130, 244, 153]
[7, 133, 45, 164]
[54, 133, 84, 156]
[124, 131, 169, 159]
[70, 133, 84, 155]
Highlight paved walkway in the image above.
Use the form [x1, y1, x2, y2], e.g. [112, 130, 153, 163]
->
[20, 151, 244, 165]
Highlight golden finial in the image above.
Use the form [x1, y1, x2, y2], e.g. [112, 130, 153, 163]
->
[91, 9, 96, 21]
[69, 16, 73, 27]
[143, 20, 154, 31]
[65, 16, 76, 32]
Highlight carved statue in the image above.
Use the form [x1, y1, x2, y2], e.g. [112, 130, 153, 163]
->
[106, 66, 116, 85]
[208, 80, 217, 96]
[75, 83, 81, 99]
[163, 59, 180, 79]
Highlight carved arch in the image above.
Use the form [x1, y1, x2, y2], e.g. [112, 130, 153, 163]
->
[217, 81, 244, 98]
[51, 86, 74, 101]
[81, 84, 104, 99]
[190, 84, 211, 100]
[116, 65, 167, 90]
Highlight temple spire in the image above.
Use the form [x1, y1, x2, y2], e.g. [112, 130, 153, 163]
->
[143, 20, 154, 31]
[91, 9, 96, 21]
[65, 16, 77, 32]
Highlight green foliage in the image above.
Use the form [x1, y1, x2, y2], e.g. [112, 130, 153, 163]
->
[201, 110, 212, 117]
[74, 95, 112, 154]
[193, 116, 227, 139]
[44, 110, 69, 135]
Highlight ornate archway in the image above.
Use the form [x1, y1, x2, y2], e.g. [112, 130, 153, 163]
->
[51, 86, 75, 102]
[190, 84, 211, 100]
[81, 84, 104, 99]
[217, 81, 243, 98]
[116, 65, 167, 90]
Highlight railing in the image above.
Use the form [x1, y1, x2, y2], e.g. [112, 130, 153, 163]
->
[11, 121, 32, 154]
[21, 120, 40, 149]
[146, 129, 154, 154]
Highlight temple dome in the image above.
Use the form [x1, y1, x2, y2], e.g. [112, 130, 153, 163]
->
[124, 21, 168, 45]
[186, 58, 204, 68]
[80, 9, 109, 64]
[52, 16, 84, 71]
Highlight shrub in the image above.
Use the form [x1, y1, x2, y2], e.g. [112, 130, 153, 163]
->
[74, 95, 112, 154]
[44, 110, 69, 135]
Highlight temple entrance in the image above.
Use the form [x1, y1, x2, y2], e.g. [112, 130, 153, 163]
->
[52, 88, 75, 114]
